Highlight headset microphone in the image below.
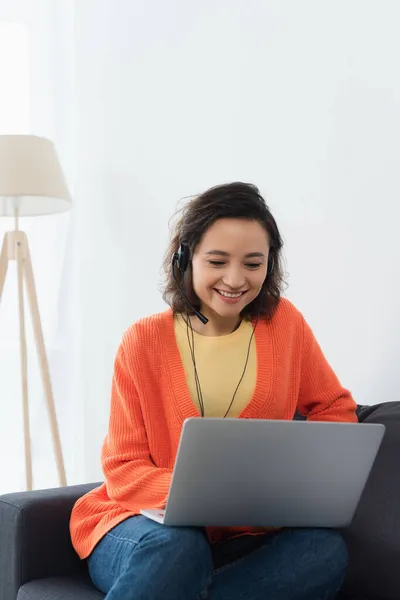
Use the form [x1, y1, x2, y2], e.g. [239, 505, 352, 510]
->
[172, 245, 209, 325]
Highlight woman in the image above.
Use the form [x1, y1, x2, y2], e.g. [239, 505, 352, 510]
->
[70, 182, 358, 599]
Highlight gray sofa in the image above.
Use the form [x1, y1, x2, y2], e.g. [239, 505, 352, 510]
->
[1, 402, 400, 600]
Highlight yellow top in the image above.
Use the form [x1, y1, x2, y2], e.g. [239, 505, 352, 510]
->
[174, 314, 257, 417]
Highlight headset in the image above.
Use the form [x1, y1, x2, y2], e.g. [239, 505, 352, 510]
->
[172, 244, 208, 324]
[171, 243, 268, 418]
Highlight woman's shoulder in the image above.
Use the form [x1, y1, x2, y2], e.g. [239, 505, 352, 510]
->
[256, 297, 305, 346]
[270, 297, 304, 325]
[120, 308, 173, 351]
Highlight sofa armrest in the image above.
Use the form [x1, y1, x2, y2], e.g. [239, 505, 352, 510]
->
[0, 482, 101, 600]
[342, 402, 400, 599]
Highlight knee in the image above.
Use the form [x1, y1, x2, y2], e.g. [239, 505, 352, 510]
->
[308, 529, 349, 581]
[118, 526, 213, 599]
[316, 530, 348, 564]
[144, 526, 213, 572]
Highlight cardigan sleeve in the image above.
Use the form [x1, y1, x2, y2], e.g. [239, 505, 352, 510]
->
[297, 317, 358, 423]
[101, 343, 172, 512]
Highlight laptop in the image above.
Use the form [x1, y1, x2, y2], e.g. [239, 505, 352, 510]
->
[140, 417, 385, 529]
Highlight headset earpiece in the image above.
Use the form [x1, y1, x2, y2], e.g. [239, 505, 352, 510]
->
[175, 244, 190, 273]
[171, 244, 208, 325]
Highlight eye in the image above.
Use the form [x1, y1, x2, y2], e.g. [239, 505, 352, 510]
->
[209, 260, 225, 267]
[245, 263, 262, 269]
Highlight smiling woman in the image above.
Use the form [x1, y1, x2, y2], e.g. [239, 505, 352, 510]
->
[71, 181, 357, 600]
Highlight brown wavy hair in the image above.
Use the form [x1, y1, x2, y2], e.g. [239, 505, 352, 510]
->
[162, 182, 285, 320]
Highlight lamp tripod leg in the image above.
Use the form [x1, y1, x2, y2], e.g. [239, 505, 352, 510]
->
[23, 235, 67, 487]
[16, 237, 33, 491]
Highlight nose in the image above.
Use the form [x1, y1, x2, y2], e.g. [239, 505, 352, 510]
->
[221, 267, 246, 290]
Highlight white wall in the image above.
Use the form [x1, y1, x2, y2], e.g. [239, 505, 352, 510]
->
[75, 0, 400, 481]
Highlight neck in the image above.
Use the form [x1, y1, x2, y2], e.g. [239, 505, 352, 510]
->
[190, 308, 241, 337]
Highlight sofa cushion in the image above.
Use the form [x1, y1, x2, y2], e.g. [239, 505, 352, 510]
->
[14, 573, 385, 600]
[17, 576, 104, 600]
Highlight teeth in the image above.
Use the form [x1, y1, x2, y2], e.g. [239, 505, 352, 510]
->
[217, 290, 243, 298]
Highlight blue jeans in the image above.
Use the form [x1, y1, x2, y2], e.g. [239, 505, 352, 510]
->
[88, 516, 348, 600]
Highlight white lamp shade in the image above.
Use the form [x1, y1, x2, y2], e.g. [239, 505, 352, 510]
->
[0, 134, 72, 217]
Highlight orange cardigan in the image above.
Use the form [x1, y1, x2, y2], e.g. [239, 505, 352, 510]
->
[70, 299, 357, 559]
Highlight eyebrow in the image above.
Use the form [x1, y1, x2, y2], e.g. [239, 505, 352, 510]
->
[204, 250, 266, 259]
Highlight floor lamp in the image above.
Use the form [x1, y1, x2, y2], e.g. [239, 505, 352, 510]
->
[0, 134, 71, 490]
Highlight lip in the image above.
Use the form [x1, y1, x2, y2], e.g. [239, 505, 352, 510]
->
[214, 289, 248, 304]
